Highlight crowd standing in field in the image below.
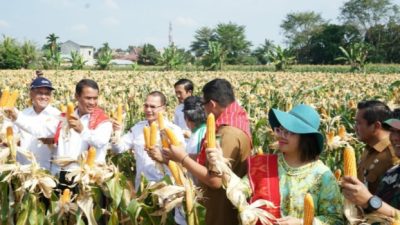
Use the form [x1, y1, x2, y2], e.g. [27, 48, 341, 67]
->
[1, 75, 400, 224]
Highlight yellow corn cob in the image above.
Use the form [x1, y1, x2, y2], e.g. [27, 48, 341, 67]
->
[143, 126, 150, 149]
[334, 169, 342, 181]
[257, 146, 264, 155]
[165, 127, 181, 146]
[6, 126, 16, 161]
[86, 146, 96, 168]
[168, 161, 183, 186]
[116, 103, 123, 124]
[343, 146, 357, 177]
[157, 112, 165, 130]
[59, 104, 66, 113]
[338, 125, 346, 139]
[207, 113, 216, 148]
[66, 102, 74, 119]
[0, 89, 10, 107]
[5, 90, 19, 108]
[149, 122, 158, 148]
[6, 126, 13, 143]
[303, 193, 314, 225]
[326, 130, 335, 145]
[185, 180, 195, 225]
[61, 188, 71, 204]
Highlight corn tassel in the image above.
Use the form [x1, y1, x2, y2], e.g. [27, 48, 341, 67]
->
[303, 193, 314, 225]
[207, 113, 216, 148]
[116, 103, 123, 124]
[334, 169, 342, 181]
[0, 89, 10, 107]
[343, 146, 357, 177]
[150, 122, 158, 148]
[66, 102, 74, 119]
[5, 90, 19, 108]
[86, 146, 96, 168]
[143, 126, 151, 149]
[61, 188, 71, 204]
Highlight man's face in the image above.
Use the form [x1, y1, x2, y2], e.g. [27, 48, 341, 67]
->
[144, 95, 166, 123]
[354, 109, 375, 143]
[174, 85, 192, 104]
[30, 87, 52, 112]
[75, 86, 99, 115]
[389, 127, 400, 158]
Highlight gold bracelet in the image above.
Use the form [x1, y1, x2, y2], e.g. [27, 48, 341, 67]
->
[181, 154, 189, 165]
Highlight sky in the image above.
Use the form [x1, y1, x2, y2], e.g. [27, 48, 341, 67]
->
[0, 0, 399, 51]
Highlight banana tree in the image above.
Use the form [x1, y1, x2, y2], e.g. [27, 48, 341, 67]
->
[267, 46, 295, 71]
[336, 42, 369, 72]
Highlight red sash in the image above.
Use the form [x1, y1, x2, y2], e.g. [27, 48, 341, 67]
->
[197, 101, 251, 165]
[248, 154, 281, 220]
[54, 107, 109, 144]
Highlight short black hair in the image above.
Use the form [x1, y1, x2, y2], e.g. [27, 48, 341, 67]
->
[357, 100, 391, 125]
[174, 79, 194, 92]
[75, 79, 99, 96]
[148, 91, 167, 106]
[202, 79, 235, 107]
[392, 108, 400, 119]
[183, 96, 206, 127]
[299, 133, 320, 162]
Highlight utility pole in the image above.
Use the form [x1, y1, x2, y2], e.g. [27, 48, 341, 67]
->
[168, 21, 174, 46]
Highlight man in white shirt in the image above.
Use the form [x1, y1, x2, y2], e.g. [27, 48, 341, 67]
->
[7, 77, 60, 171]
[111, 91, 185, 190]
[173, 79, 193, 138]
[53, 79, 112, 176]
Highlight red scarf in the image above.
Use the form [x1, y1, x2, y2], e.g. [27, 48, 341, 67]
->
[197, 101, 252, 165]
[54, 107, 109, 144]
[248, 154, 281, 221]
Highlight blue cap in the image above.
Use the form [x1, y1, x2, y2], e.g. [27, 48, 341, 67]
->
[30, 77, 55, 90]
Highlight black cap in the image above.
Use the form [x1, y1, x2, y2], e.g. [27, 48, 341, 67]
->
[30, 77, 55, 90]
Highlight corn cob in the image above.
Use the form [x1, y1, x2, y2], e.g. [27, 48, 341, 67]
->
[0, 89, 10, 107]
[168, 161, 183, 186]
[326, 130, 335, 145]
[61, 188, 71, 204]
[6, 126, 16, 161]
[66, 102, 74, 119]
[257, 146, 263, 155]
[207, 113, 216, 148]
[303, 193, 314, 225]
[157, 112, 165, 130]
[5, 90, 19, 108]
[185, 180, 195, 225]
[143, 126, 150, 149]
[6, 126, 13, 144]
[149, 122, 157, 148]
[86, 146, 96, 168]
[116, 103, 123, 124]
[334, 169, 342, 181]
[59, 104, 66, 113]
[343, 146, 357, 177]
[165, 127, 181, 146]
[338, 125, 346, 139]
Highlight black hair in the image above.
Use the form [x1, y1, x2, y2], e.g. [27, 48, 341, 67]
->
[183, 96, 206, 127]
[148, 91, 167, 106]
[75, 79, 99, 96]
[392, 108, 400, 119]
[202, 79, 235, 107]
[299, 133, 321, 162]
[174, 79, 194, 92]
[357, 100, 392, 126]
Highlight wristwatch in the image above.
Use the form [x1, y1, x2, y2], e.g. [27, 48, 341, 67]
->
[365, 195, 383, 213]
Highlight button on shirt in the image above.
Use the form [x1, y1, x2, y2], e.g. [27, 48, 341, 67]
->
[13, 106, 61, 171]
[54, 110, 112, 174]
[111, 119, 186, 190]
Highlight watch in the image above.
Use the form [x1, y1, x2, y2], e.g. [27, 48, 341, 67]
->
[365, 195, 382, 213]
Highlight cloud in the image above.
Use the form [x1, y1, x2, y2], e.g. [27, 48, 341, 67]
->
[102, 17, 120, 27]
[0, 20, 9, 28]
[70, 24, 88, 33]
[104, 0, 119, 10]
[174, 17, 197, 27]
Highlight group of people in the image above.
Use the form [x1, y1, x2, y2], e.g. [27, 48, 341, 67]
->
[2, 72, 400, 224]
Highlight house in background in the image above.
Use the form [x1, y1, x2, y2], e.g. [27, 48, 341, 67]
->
[60, 40, 96, 65]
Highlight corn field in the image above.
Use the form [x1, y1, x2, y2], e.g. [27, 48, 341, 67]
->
[0, 69, 399, 225]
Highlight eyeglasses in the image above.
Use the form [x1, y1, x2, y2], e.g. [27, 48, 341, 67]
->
[143, 104, 164, 109]
[274, 126, 293, 138]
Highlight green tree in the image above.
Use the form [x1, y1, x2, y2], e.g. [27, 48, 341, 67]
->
[190, 26, 217, 58]
[215, 22, 252, 64]
[45, 33, 59, 58]
[138, 43, 160, 65]
[0, 36, 23, 69]
[267, 46, 296, 71]
[201, 41, 226, 70]
[97, 49, 113, 70]
[336, 42, 370, 72]
[251, 39, 274, 65]
[20, 40, 38, 68]
[69, 51, 87, 70]
[158, 44, 186, 70]
[365, 22, 400, 63]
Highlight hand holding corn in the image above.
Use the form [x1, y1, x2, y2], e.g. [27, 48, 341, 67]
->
[341, 176, 372, 208]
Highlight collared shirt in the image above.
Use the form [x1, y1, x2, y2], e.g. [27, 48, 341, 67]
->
[357, 137, 400, 194]
[53, 109, 112, 174]
[111, 119, 186, 190]
[173, 103, 189, 131]
[376, 164, 400, 209]
[13, 105, 61, 171]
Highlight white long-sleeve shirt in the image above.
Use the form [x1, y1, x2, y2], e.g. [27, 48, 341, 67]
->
[13, 105, 61, 171]
[173, 104, 189, 131]
[53, 109, 112, 174]
[111, 119, 186, 190]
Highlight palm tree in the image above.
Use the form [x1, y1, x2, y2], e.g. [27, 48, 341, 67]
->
[97, 49, 112, 70]
[46, 33, 59, 58]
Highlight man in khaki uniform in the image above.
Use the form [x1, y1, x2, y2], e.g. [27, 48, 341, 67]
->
[355, 100, 400, 194]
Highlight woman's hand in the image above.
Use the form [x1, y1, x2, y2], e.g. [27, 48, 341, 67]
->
[147, 146, 166, 163]
[163, 145, 187, 163]
[275, 216, 303, 225]
[206, 146, 223, 167]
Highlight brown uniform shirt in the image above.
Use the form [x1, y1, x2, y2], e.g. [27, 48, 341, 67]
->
[357, 137, 400, 194]
[201, 125, 252, 225]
